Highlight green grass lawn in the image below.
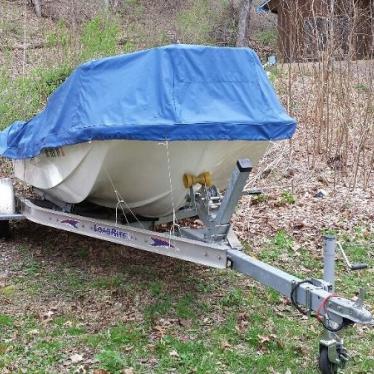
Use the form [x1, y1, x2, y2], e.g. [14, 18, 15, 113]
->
[0, 222, 373, 373]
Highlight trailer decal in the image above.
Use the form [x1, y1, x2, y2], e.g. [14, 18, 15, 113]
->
[150, 236, 174, 249]
[61, 219, 79, 228]
[92, 224, 130, 240]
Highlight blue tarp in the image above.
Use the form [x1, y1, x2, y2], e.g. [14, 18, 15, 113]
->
[0, 44, 296, 159]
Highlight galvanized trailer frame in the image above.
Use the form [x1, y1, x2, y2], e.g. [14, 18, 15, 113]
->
[0, 160, 372, 374]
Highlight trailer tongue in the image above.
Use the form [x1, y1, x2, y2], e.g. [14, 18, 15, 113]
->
[0, 160, 372, 374]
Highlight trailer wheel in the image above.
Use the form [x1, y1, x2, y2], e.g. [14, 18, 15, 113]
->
[0, 221, 10, 240]
[319, 347, 338, 374]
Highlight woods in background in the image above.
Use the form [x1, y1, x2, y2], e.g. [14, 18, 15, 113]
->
[28, 0, 255, 47]
[2, 0, 372, 188]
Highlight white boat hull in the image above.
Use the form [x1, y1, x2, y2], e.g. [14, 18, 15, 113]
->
[14, 140, 269, 217]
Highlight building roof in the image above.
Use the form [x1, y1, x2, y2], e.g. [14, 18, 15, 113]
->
[257, 0, 278, 14]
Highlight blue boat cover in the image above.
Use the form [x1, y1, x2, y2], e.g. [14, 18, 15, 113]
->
[0, 44, 296, 159]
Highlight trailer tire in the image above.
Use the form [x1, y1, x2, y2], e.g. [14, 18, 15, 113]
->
[319, 347, 338, 374]
[0, 221, 10, 240]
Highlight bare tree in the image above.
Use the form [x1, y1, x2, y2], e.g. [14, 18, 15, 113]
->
[103, 0, 109, 10]
[31, 0, 42, 17]
[236, 0, 253, 47]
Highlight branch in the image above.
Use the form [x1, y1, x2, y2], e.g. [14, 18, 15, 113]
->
[31, 0, 42, 17]
[236, 0, 253, 47]
[0, 42, 46, 51]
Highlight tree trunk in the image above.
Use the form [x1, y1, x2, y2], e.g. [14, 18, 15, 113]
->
[32, 0, 42, 17]
[236, 0, 252, 47]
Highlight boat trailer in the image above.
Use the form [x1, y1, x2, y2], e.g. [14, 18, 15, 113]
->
[0, 160, 372, 374]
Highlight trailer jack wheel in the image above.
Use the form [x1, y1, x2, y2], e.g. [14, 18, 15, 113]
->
[319, 347, 338, 374]
[319, 338, 348, 374]
[0, 220, 10, 239]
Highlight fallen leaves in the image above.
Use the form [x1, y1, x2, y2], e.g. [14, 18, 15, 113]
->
[70, 353, 83, 364]
[0, 107, 372, 372]
[122, 368, 134, 374]
[235, 312, 249, 333]
[0, 271, 9, 288]
[40, 309, 56, 324]
[169, 349, 179, 358]
[220, 340, 232, 350]
[62, 353, 86, 367]
[178, 318, 192, 328]
[152, 324, 166, 339]
[258, 333, 278, 346]
[123, 345, 133, 353]
[27, 329, 39, 336]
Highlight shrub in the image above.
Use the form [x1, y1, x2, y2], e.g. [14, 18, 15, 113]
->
[176, 0, 225, 44]
[0, 64, 72, 129]
[255, 29, 278, 48]
[80, 15, 120, 61]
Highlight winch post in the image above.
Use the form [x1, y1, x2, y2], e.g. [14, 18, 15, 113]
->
[323, 235, 336, 290]
[208, 159, 252, 240]
[214, 159, 252, 227]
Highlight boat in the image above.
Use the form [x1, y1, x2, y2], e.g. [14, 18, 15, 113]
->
[0, 45, 296, 218]
[13, 140, 270, 217]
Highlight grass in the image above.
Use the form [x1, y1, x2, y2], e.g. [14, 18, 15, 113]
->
[353, 83, 369, 93]
[0, 64, 73, 130]
[280, 191, 296, 205]
[266, 66, 283, 84]
[80, 15, 121, 61]
[251, 193, 269, 205]
[0, 314, 13, 329]
[0, 223, 372, 373]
